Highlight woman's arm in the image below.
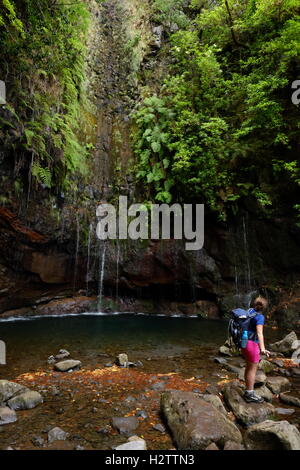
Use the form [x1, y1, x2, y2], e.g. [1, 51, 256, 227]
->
[256, 324, 270, 357]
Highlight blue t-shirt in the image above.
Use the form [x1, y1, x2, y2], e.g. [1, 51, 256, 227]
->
[248, 308, 265, 343]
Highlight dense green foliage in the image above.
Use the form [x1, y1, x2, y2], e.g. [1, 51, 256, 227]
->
[133, 0, 300, 219]
[0, 0, 91, 191]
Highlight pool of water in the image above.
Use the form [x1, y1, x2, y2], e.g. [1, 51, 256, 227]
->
[0, 313, 298, 450]
[0, 314, 230, 378]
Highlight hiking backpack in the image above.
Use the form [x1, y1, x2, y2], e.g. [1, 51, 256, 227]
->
[228, 308, 257, 349]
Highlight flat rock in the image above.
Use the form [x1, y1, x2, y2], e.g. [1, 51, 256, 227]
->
[0, 406, 17, 425]
[111, 417, 139, 436]
[244, 420, 300, 450]
[266, 376, 291, 394]
[48, 427, 69, 443]
[222, 363, 242, 374]
[7, 391, 43, 410]
[222, 384, 275, 427]
[161, 390, 242, 450]
[214, 357, 228, 365]
[279, 393, 300, 408]
[275, 408, 295, 415]
[269, 331, 298, 356]
[0, 380, 28, 404]
[54, 360, 81, 372]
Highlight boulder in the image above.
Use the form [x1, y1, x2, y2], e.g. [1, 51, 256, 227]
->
[48, 427, 69, 443]
[111, 417, 139, 436]
[197, 394, 227, 415]
[224, 440, 245, 450]
[266, 377, 291, 394]
[0, 380, 28, 404]
[244, 420, 300, 450]
[0, 406, 17, 425]
[161, 390, 242, 450]
[269, 331, 298, 356]
[222, 384, 275, 427]
[238, 368, 266, 386]
[54, 360, 81, 372]
[279, 393, 300, 408]
[254, 385, 274, 403]
[258, 359, 277, 374]
[7, 391, 43, 410]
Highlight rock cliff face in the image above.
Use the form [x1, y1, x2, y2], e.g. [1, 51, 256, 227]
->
[0, 0, 300, 324]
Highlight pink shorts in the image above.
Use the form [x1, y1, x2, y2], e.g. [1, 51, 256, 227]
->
[241, 340, 260, 364]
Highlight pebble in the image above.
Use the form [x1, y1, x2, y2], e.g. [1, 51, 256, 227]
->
[152, 423, 166, 433]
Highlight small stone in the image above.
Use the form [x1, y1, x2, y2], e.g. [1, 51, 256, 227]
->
[135, 410, 148, 419]
[152, 423, 166, 433]
[55, 349, 70, 360]
[214, 357, 228, 365]
[48, 427, 69, 443]
[104, 362, 113, 368]
[111, 417, 139, 436]
[32, 436, 44, 447]
[54, 360, 81, 372]
[151, 381, 165, 391]
[74, 445, 85, 450]
[116, 353, 128, 367]
[275, 408, 295, 416]
[7, 391, 43, 411]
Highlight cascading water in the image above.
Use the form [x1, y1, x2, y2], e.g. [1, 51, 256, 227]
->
[97, 241, 107, 311]
[115, 241, 120, 303]
[73, 216, 80, 291]
[86, 223, 93, 296]
[233, 216, 257, 308]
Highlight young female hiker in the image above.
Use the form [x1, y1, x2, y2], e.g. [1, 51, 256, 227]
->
[241, 296, 270, 403]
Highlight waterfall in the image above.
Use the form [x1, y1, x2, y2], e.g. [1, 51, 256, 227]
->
[242, 215, 252, 294]
[73, 216, 80, 291]
[115, 241, 120, 303]
[86, 223, 93, 296]
[97, 241, 107, 311]
[233, 216, 257, 308]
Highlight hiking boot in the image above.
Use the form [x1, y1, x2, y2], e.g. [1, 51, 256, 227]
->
[243, 391, 264, 403]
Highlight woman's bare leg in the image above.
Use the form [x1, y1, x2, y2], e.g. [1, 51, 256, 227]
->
[244, 361, 258, 390]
